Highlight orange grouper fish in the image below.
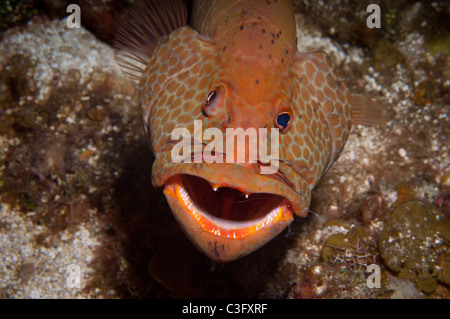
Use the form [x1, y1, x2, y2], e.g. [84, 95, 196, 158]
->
[115, 0, 385, 262]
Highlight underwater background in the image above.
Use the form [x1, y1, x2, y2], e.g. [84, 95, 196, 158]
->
[0, 0, 449, 298]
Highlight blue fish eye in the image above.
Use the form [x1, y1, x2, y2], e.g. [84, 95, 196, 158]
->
[205, 90, 217, 105]
[276, 112, 291, 132]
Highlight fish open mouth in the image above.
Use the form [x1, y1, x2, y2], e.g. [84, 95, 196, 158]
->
[162, 169, 297, 261]
[177, 174, 287, 221]
[151, 153, 309, 261]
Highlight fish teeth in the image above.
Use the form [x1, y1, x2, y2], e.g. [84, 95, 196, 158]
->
[245, 194, 249, 199]
[213, 187, 218, 192]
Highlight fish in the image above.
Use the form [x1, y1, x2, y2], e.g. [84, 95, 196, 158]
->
[114, 0, 386, 262]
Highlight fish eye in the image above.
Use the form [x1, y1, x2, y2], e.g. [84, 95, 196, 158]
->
[203, 88, 222, 117]
[275, 111, 291, 133]
[205, 90, 217, 105]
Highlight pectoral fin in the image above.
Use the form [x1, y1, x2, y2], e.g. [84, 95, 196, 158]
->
[350, 94, 391, 126]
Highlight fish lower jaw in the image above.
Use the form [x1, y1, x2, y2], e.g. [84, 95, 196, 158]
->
[163, 174, 294, 262]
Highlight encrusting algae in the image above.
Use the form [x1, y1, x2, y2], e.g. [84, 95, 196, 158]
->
[379, 201, 450, 294]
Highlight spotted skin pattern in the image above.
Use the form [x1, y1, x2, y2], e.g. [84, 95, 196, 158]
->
[136, 0, 353, 261]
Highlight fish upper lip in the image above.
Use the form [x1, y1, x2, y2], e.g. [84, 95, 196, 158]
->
[160, 145, 298, 191]
[154, 154, 297, 194]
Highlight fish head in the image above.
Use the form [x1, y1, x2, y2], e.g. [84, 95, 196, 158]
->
[140, 25, 353, 262]
[139, 26, 312, 262]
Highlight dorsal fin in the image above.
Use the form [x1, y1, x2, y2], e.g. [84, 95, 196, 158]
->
[350, 94, 390, 126]
[114, 0, 188, 80]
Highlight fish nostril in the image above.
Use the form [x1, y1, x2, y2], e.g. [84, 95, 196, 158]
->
[202, 106, 214, 117]
[203, 103, 222, 117]
[221, 115, 231, 129]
